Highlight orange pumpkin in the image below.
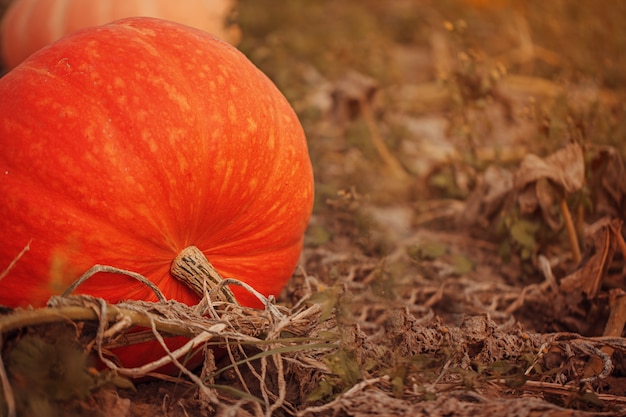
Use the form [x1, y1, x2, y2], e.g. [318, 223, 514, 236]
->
[0, 0, 241, 68]
[0, 17, 313, 372]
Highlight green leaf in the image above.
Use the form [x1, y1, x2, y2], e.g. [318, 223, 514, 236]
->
[504, 372, 527, 389]
[451, 254, 474, 275]
[579, 390, 604, 407]
[307, 379, 335, 402]
[391, 374, 405, 398]
[509, 219, 540, 250]
[487, 360, 517, 375]
[323, 348, 362, 386]
[409, 241, 448, 261]
[107, 374, 137, 392]
[305, 224, 332, 247]
[308, 285, 341, 321]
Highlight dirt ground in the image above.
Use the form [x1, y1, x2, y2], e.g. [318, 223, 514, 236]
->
[3, 0, 626, 416]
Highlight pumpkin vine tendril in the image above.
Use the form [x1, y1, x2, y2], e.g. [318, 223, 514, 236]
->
[61, 266, 167, 302]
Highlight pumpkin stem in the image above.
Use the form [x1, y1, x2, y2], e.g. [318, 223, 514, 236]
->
[170, 246, 237, 304]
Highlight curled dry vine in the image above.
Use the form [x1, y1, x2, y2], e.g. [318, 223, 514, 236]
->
[0, 255, 335, 416]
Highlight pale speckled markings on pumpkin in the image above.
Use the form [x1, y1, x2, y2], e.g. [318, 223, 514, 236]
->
[170, 245, 237, 304]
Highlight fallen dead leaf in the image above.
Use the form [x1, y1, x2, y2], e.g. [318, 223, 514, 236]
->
[514, 143, 585, 195]
[560, 217, 621, 299]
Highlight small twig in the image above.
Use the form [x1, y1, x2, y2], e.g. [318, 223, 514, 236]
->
[269, 352, 288, 416]
[537, 255, 559, 293]
[432, 357, 453, 387]
[609, 220, 626, 261]
[102, 315, 133, 339]
[520, 379, 626, 408]
[104, 324, 227, 379]
[259, 350, 271, 413]
[147, 315, 222, 404]
[423, 280, 447, 308]
[221, 340, 256, 410]
[581, 222, 612, 299]
[207, 343, 337, 382]
[505, 283, 541, 315]
[525, 342, 549, 376]
[220, 278, 270, 307]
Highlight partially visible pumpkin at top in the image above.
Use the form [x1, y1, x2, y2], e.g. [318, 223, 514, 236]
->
[0, 17, 313, 371]
[0, 0, 241, 68]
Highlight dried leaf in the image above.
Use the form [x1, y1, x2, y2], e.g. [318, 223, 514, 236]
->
[514, 143, 585, 193]
[559, 217, 621, 298]
[330, 70, 379, 126]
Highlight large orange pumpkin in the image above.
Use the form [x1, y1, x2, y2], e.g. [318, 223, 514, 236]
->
[0, 17, 313, 372]
[0, 0, 241, 68]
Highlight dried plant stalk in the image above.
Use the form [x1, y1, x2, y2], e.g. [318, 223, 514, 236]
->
[559, 198, 582, 265]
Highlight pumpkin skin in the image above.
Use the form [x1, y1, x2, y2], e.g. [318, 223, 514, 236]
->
[0, 17, 313, 371]
[1, 0, 241, 68]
